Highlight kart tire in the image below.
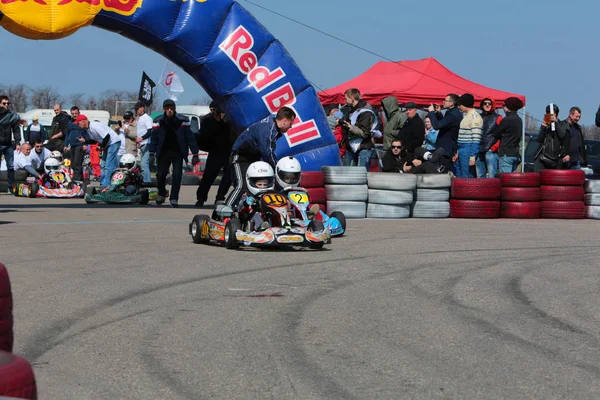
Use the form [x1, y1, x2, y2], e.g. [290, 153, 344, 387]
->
[85, 186, 96, 195]
[0, 264, 13, 353]
[416, 174, 452, 189]
[586, 205, 600, 219]
[225, 218, 241, 249]
[321, 166, 367, 185]
[416, 188, 450, 202]
[541, 185, 585, 202]
[411, 201, 450, 218]
[367, 172, 417, 191]
[28, 183, 39, 198]
[541, 200, 585, 219]
[325, 184, 368, 202]
[585, 179, 600, 193]
[540, 169, 586, 186]
[326, 201, 366, 219]
[306, 188, 326, 204]
[329, 211, 346, 234]
[450, 200, 501, 218]
[451, 178, 501, 200]
[0, 171, 37, 182]
[0, 172, 5, 181]
[367, 203, 410, 219]
[300, 172, 324, 188]
[0, 351, 37, 400]
[368, 189, 413, 205]
[500, 202, 542, 219]
[498, 172, 541, 187]
[307, 219, 325, 249]
[191, 215, 210, 244]
[140, 189, 149, 205]
[585, 194, 600, 206]
[501, 187, 542, 202]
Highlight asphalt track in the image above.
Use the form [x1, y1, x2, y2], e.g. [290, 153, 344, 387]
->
[1, 187, 600, 400]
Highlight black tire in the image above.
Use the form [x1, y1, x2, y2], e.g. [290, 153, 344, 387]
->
[190, 215, 210, 244]
[85, 186, 96, 195]
[0, 181, 7, 193]
[225, 218, 241, 249]
[140, 189, 149, 205]
[329, 211, 346, 235]
[28, 182, 39, 198]
[307, 219, 325, 249]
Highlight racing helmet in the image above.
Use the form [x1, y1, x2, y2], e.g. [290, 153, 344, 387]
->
[246, 161, 275, 196]
[50, 150, 63, 164]
[119, 154, 137, 172]
[44, 158, 61, 175]
[275, 156, 302, 189]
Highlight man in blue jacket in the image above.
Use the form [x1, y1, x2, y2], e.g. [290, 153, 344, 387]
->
[224, 106, 296, 210]
[147, 99, 199, 207]
[427, 94, 463, 173]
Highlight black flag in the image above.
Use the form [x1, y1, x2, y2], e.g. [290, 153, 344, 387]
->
[138, 72, 156, 106]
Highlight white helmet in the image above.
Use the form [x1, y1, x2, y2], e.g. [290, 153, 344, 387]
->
[44, 158, 61, 175]
[119, 154, 137, 172]
[246, 161, 275, 196]
[50, 150, 63, 164]
[275, 156, 302, 189]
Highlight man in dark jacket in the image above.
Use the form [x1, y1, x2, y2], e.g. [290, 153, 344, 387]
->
[491, 97, 524, 173]
[382, 96, 407, 149]
[396, 102, 425, 155]
[382, 139, 412, 173]
[427, 94, 462, 172]
[341, 88, 377, 167]
[0, 95, 22, 190]
[63, 106, 88, 182]
[535, 104, 564, 171]
[224, 106, 296, 210]
[476, 98, 503, 178]
[47, 104, 70, 153]
[23, 116, 47, 144]
[147, 99, 200, 207]
[195, 102, 235, 207]
[561, 107, 586, 169]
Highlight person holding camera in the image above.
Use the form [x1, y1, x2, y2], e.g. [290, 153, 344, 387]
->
[536, 105, 585, 170]
[427, 94, 463, 173]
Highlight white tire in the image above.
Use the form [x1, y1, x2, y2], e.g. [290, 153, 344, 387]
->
[416, 188, 450, 202]
[586, 206, 600, 219]
[585, 180, 600, 193]
[325, 185, 368, 201]
[322, 166, 367, 185]
[411, 201, 451, 218]
[326, 201, 366, 219]
[367, 172, 417, 190]
[368, 189, 413, 205]
[367, 203, 410, 219]
[584, 193, 600, 206]
[416, 174, 452, 188]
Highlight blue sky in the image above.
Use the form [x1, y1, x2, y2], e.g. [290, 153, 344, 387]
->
[1, 0, 599, 125]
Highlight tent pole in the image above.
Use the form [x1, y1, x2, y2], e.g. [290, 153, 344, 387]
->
[521, 106, 526, 172]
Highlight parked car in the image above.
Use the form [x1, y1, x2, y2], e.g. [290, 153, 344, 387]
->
[523, 133, 600, 174]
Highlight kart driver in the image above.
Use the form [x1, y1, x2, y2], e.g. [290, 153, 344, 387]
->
[237, 161, 275, 231]
[49, 150, 72, 177]
[275, 156, 320, 219]
[41, 158, 70, 188]
[115, 154, 143, 195]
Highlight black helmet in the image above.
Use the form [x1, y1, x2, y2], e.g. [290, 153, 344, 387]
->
[123, 111, 134, 120]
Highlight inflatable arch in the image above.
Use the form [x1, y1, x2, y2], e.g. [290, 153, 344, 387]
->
[0, 0, 341, 170]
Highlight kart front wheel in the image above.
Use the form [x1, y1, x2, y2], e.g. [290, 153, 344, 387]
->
[329, 211, 346, 235]
[224, 218, 241, 249]
[190, 215, 210, 244]
[28, 182, 39, 198]
[307, 219, 325, 250]
[140, 189, 149, 205]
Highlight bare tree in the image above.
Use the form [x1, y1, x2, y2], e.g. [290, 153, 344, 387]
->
[69, 93, 85, 108]
[582, 125, 600, 141]
[83, 96, 98, 110]
[98, 89, 138, 116]
[30, 86, 63, 109]
[191, 96, 212, 106]
[0, 84, 29, 113]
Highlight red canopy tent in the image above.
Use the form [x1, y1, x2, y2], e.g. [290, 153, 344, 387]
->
[318, 57, 526, 108]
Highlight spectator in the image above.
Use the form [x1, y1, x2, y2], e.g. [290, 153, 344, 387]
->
[74, 114, 121, 187]
[195, 102, 234, 207]
[395, 102, 425, 155]
[535, 104, 564, 171]
[382, 139, 412, 173]
[24, 116, 47, 145]
[427, 94, 462, 174]
[122, 111, 138, 156]
[330, 110, 346, 159]
[341, 88, 377, 168]
[64, 106, 88, 182]
[13, 143, 40, 179]
[134, 101, 154, 183]
[47, 104, 70, 153]
[423, 116, 438, 151]
[117, 122, 127, 162]
[30, 140, 51, 173]
[562, 106, 586, 170]
[0, 95, 22, 191]
[476, 98, 503, 178]
[382, 96, 407, 149]
[455, 94, 483, 178]
[148, 99, 200, 207]
[491, 97, 524, 173]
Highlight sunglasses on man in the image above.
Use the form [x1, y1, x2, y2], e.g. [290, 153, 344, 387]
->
[391, 145, 403, 149]
[482, 102, 492, 106]
[0, 102, 9, 106]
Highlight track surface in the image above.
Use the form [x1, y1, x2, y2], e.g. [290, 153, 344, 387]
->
[1, 187, 600, 399]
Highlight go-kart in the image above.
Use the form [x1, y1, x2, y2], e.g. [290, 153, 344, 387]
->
[189, 191, 330, 249]
[284, 188, 346, 237]
[84, 168, 159, 204]
[12, 171, 85, 198]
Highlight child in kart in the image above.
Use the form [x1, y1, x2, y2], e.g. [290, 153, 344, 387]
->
[49, 150, 73, 179]
[40, 158, 72, 189]
[237, 161, 276, 232]
[105, 154, 143, 195]
[275, 156, 320, 219]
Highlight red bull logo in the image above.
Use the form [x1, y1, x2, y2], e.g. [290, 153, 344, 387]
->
[0, 0, 143, 39]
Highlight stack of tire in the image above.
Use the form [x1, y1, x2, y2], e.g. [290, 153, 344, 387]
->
[300, 171, 327, 213]
[585, 179, 600, 219]
[499, 173, 542, 218]
[540, 170, 585, 219]
[0, 171, 28, 194]
[412, 174, 452, 218]
[0, 263, 37, 400]
[366, 173, 416, 219]
[323, 166, 367, 219]
[450, 178, 502, 218]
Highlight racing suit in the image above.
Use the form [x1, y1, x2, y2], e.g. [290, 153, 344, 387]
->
[237, 193, 266, 231]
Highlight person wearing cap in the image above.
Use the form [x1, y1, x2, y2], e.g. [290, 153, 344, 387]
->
[146, 99, 199, 207]
[24, 115, 47, 145]
[122, 111, 138, 156]
[382, 96, 407, 149]
[395, 101, 424, 155]
[64, 106, 88, 182]
[134, 101, 154, 183]
[476, 98, 503, 178]
[454, 94, 483, 178]
[490, 97, 524, 173]
[74, 114, 121, 186]
[427, 94, 463, 172]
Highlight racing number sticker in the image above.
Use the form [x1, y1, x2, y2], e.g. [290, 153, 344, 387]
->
[112, 172, 124, 182]
[290, 192, 309, 205]
[201, 221, 209, 238]
[262, 193, 286, 206]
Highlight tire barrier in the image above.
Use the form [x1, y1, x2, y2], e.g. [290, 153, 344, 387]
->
[367, 203, 411, 219]
[412, 174, 452, 218]
[450, 178, 501, 218]
[500, 201, 542, 219]
[450, 199, 501, 218]
[368, 189, 413, 205]
[300, 172, 325, 189]
[323, 167, 367, 219]
[412, 201, 451, 218]
[540, 169, 586, 186]
[539, 170, 585, 219]
[0, 351, 37, 400]
[0, 264, 13, 353]
[366, 172, 416, 219]
[305, 188, 326, 204]
[498, 173, 542, 219]
[585, 178, 600, 219]
[541, 201, 585, 219]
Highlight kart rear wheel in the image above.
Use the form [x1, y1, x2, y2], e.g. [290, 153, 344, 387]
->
[28, 182, 39, 198]
[191, 215, 210, 244]
[329, 211, 346, 235]
[140, 189, 149, 205]
[307, 219, 325, 249]
[224, 218, 241, 249]
[85, 186, 96, 195]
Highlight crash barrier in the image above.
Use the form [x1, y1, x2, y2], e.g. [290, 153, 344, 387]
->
[0, 170, 28, 194]
[450, 178, 501, 218]
[540, 170, 586, 219]
[300, 172, 327, 214]
[499, 172, 542, 218]
[0, 263, 37, 400]
[586, 180, 600, 219]
[323, 167, 368, 219]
